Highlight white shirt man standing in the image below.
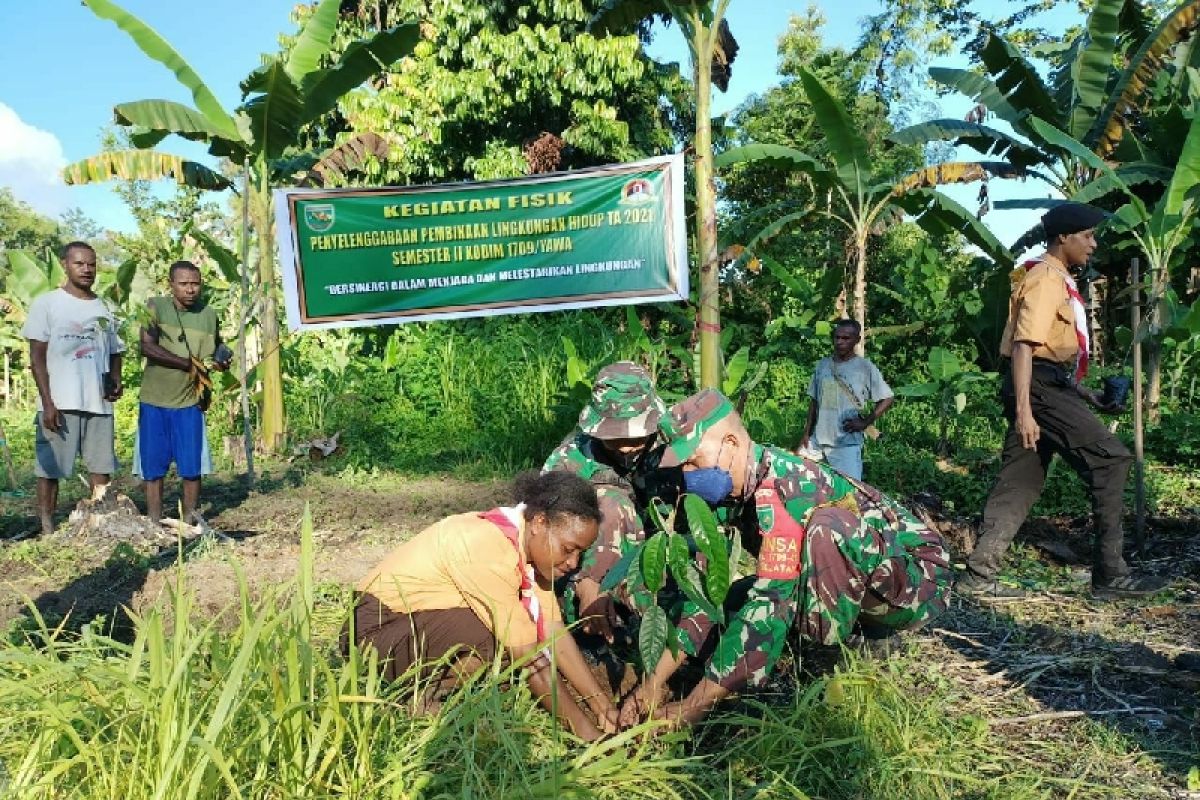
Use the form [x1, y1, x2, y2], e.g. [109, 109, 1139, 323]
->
[22, 242, 125, 535]
[798, 319, 893, 480]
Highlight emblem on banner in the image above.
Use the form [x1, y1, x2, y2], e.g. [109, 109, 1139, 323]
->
[618, 178, 655, 205]
[304, 204, 336, 232]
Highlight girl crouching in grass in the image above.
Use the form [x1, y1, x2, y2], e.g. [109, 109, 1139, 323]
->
[343, 470, 619, 741]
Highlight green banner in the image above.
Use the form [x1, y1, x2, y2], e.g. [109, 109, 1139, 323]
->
[275, 155, 687, 330]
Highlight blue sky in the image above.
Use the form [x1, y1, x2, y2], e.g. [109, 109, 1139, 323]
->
[0, 1, 1054, 246]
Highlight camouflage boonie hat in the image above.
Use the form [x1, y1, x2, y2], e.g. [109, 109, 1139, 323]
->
[578, 361, 673, 440]
[659, 389, 736, 467]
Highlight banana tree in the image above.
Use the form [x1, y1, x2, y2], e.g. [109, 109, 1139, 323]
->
[891, 0, 1200, 247]
[62, 0, 417, 452]
[715, 67, 1016, 351]
[1028, 105, 1200, 422]
[591, 1, 738, 389]
[894, 347, 997, 456]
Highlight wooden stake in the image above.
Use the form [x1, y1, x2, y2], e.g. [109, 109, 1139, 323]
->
[1131, 257, 1145, 551]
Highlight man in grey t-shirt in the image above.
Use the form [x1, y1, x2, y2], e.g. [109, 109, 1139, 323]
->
[798, 319, 893, 480]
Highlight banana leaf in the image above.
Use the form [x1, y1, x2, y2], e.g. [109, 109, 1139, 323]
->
[928, 67, 1028, 133]
[1163, 106, 1200, 216]
[241, 61, 305, 161]
[62, 150, 232, 191]
[1091, 0, 1200, 157]
[980, 33, 1062, 132]
[114, 100, 235, 146]
[83, 0, 239, 141]
[1069, 0, 1123, 140]
[1073, 163, 1175, 205]
[889, 119, 1052, 170]
[714, 143, 833, 187]
[894, 190, 1012, 267]
[890, 161, 1028, 197]
[797, 67, 870, 198]
[301, 24, 421, 123]
[1028, 116, 1150, 223]
[284, 0, 340, 84]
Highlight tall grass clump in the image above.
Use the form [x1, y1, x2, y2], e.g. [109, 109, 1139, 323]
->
[695, 653, 1100, 800]
[0, 506, 701, 799]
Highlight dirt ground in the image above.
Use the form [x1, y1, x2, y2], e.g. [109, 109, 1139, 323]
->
[0, 464, 1197, 797]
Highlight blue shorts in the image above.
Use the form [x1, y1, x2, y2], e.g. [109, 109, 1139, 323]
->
[137, 403, 204, 481]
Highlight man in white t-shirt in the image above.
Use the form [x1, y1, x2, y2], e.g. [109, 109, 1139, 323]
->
[798, 319, 893, 480]
[22, 242, 125, 535]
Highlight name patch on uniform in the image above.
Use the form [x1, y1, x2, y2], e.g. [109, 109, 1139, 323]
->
[755, 486, 804, 580]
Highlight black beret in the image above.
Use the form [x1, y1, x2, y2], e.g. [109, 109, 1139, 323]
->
[1041, 202, 1108, 238]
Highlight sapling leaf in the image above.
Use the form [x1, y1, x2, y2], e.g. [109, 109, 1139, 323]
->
[638, 604, 669, 672]
[684, 494, 730, 605]
[600, 542, 641, 593]
[640, 533, 668, 593]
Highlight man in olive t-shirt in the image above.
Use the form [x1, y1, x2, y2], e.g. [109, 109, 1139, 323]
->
[137, 261, 229, 523]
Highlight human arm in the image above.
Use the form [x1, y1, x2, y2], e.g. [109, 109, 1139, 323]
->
[799, 396, 818, 449]
[574, 576, 621, 643]
[105, 352, 123, 401]
[28, 340, 61, 432]
[841, 396, 893, 433]
[542, 617, 619, 734]
[511, 642, 607, 741]
[140, 320, 192, 371]
[1011, 341, 1039, 449]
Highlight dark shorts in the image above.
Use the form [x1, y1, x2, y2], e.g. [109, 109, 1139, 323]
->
[341, 593, 497, 682]
[137, 402, 204, 481]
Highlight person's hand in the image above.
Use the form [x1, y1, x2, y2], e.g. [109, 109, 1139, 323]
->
[841, 415, 870, 434]
[1078, 385, 1122, 414]
[650, 700, 700, 730]
[618, 682, 667, 728]
[594, 704, 621, 735]
[1016, 408, 1040, 449]
[212, 358, 231, 373]
[576, 578, 620, 643]
[104, 377, 123, 402]
[41, 402, 64, 433]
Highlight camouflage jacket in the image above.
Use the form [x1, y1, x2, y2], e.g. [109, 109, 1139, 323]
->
[679, 444, 950, 691]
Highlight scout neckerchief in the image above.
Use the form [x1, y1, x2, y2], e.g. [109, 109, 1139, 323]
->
[1020, 257, 1090, 383]
[479, 505, 548, 655]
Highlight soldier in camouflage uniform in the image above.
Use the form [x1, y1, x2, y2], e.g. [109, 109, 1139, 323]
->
[621, 389, 952, 727]
[542, 361, 678, 642]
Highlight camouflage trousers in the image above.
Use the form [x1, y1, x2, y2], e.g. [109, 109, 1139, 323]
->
[681, 504, 952, 692]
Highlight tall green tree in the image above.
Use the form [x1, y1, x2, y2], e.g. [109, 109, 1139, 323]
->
[591, 0, 739, 389]
[322, 0, 680, 185]
[62, 0, 417, 452]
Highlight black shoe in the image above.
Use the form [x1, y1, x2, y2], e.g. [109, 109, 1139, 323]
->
[1090, 573, 1169, 600]
[955, 571, 1026, 600]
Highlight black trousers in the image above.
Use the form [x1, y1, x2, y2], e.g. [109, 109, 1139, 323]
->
[967, 363, 1133, 582]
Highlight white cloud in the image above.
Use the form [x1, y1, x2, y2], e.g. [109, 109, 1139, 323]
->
[0, 102, 70, 217]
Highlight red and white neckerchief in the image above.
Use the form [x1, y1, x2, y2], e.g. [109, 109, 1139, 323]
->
[479, 504, 549, 656]
[1023, 257, 1089, 382]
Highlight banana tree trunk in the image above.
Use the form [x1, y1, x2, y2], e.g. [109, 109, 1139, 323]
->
[852, 233, 868, 354]
[1145, 261, 1168, 424]
[693, 15, 721, 390]
[254, 169, 287, 452]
